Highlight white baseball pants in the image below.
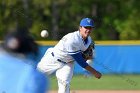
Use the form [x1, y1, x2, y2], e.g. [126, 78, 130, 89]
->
[37, 48, 74, 93]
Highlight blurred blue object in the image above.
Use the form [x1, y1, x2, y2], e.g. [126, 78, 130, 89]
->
[0, 47, 49, 93]
[0, 30, 49, 93]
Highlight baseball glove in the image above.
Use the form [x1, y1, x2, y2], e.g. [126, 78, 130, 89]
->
[82, 43, 95, 60]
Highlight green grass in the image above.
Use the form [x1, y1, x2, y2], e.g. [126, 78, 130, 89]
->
[49, 74, 140, 90]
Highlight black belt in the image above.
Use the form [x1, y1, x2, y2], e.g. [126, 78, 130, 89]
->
[51, 52, 67, 64]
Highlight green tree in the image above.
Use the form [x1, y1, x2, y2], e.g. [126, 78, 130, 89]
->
[0, 0, 140, 40]
[115, 0, 140, 39]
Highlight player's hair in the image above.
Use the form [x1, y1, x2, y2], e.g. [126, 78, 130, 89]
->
[78, 26, 82, 31]
[2, 30, 38, 56]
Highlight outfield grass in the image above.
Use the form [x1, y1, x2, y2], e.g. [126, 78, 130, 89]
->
[49, 74, 140, 90]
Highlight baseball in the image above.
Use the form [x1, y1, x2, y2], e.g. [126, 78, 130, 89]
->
[40, 30, 49, 38]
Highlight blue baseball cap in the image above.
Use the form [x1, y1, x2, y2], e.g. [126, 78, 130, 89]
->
[80, 18, 94, 27]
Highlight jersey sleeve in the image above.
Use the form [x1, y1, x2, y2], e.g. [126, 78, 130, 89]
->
[70, 52, 88, 68]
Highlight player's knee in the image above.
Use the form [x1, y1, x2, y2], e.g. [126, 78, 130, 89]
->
[37, 62, 45, 73]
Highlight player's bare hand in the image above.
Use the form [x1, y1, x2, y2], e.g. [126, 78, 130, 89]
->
[94, 71, 102, 79]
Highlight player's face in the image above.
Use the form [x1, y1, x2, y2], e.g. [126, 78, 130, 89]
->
[79, 26, 93, 39]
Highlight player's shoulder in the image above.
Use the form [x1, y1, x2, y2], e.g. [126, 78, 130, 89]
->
[65, 31, 80, 42]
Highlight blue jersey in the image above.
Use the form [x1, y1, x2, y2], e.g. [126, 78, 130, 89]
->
[0, 49, 48, 93]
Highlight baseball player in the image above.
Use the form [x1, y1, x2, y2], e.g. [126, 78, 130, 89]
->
[37, 18, 102, 93]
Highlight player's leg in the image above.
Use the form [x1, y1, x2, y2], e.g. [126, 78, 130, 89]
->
[37, 48, 63, 75]
[56, 62, 74, 93]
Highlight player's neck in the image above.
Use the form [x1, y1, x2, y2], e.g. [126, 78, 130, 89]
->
[79, 31, 86, 40]
[79, 31, 89, 40]
[82, 36, 86, 40]
[81, 34, 88, 40]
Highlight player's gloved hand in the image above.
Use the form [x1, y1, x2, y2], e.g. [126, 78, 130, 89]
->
[94, 71, 102, 79]
[82, 42, 94, 60]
